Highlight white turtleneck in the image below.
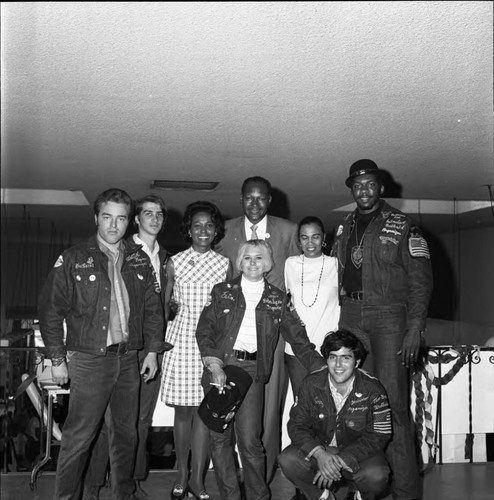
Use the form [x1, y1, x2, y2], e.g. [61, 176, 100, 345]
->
[233, 275, 264, 353]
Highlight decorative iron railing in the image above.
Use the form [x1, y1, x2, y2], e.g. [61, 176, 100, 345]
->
[412, 345, 494, 467]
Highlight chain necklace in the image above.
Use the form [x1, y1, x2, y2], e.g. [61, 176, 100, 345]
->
[351, 212, 378, 269]
[300, 255, 325, 307]
[350, 219, 365, 269]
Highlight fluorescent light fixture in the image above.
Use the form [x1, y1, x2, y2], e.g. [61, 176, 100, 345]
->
[1, 188, 89, 206]
[151, 180, 219, 191]
[332, 199, 492, 215]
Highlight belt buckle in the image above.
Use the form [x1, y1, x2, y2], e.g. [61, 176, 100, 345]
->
[118, 342, 129, 355]
[235, 350, 246, 360]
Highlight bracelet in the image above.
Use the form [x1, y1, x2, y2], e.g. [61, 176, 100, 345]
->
[51, 357, 66, 367]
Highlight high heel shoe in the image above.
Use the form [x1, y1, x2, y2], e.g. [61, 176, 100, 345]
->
[170, 484, 187, 500]
[187, 487, 212, 500]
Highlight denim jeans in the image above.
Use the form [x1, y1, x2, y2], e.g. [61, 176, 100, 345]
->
[339, 298, 421, 500]
[208, 358, 270, 500]
[84, 351, 162, 487]
[279, 444, 389, 500]
[54, 349, 139, 500]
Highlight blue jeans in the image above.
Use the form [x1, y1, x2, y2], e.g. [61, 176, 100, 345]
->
[207, 358, 270, 500]
[55, 349, 139, 500]
[339, 299, 421, 500]
[279, 444, 389, 500]
[84, 351, 162, 487]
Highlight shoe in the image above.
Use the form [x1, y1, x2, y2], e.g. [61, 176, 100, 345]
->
[134, 481, 151, 499]
[170, 484, 187, 500]
[187, 487, 212, 500]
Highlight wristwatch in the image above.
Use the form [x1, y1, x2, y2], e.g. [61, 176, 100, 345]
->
[51, 356, 66, 367]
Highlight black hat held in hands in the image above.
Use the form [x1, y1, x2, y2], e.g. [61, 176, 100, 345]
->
[198, 365, 253, 433]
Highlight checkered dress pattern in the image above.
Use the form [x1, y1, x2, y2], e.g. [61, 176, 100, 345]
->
[160, 247, 230, 406]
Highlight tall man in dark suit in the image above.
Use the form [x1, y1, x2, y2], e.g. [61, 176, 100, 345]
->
[215, 176, 299, 483]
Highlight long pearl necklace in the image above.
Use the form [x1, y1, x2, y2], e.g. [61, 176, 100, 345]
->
[300, 255, 325, 308]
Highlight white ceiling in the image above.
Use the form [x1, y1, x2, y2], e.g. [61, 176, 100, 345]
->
[1, 1, 493, 248]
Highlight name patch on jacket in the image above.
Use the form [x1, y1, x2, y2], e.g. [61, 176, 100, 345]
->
[75, 257, 95, 269]
[381, 213, 407, 238]
[220, 291, 235, 301]
[262, 296, 283, 312]
[126, 252, 150, 268]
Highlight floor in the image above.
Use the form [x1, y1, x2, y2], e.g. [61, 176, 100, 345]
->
[1, 463, 494, 500]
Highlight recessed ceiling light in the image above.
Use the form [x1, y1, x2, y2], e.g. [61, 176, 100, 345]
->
[1, 188, 89, 205]
[151, 180, 219, 191]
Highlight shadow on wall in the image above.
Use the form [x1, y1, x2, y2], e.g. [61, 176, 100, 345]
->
[268, 187, 292, 220]
[157, 207, 188, 255]
[380, 169, 403, 199]
[425, 228, 457, 323]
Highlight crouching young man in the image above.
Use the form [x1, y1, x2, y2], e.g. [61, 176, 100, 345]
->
[278, 330, 392, 500]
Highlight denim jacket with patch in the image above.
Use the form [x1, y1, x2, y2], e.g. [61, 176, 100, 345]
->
[288, 368, 392, 473]
[196, 276, 325, 383]
[332, 201, 433, 333]
[39, 235, 165, 358]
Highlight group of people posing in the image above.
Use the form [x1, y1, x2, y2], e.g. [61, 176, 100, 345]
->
[39, 159, 433, 500]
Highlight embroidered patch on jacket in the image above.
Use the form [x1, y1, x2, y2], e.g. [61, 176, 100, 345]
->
[75, 257, 94, 269]
[126, 252, 149, 268]
[373, 408, 392, 434]
[262, 296, 283, 312]
[409, 236, 430, 259]
[220, 291, 235, 301]
[54, 255, 64, 268]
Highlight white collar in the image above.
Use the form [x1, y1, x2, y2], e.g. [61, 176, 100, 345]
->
[133, 233, 159, 257]
[244, 215, 268, 240]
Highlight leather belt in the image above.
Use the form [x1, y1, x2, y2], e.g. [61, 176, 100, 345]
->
[107, 342, 129, 355]
[233, 349, 257, 361]
[346, 291, 364, 301]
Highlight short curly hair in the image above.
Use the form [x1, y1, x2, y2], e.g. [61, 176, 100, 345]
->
[180, 201, 225, 247]
[320, 329, 367, 362]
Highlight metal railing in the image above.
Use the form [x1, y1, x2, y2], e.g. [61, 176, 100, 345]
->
[412, 345, 494, 467]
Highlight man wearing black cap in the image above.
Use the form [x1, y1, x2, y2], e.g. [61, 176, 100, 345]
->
[332, 160, 433, 500]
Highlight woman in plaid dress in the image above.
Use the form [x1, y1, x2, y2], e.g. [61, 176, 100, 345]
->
[161, 201, 231, 500]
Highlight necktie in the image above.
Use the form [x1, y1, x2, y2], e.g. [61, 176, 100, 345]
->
[250, 224, 258, 240]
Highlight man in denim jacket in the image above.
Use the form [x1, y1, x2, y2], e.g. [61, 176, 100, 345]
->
[332, 160, 433, 500]
[38, 188, 164, 500]
[279, 330, 392, 500]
